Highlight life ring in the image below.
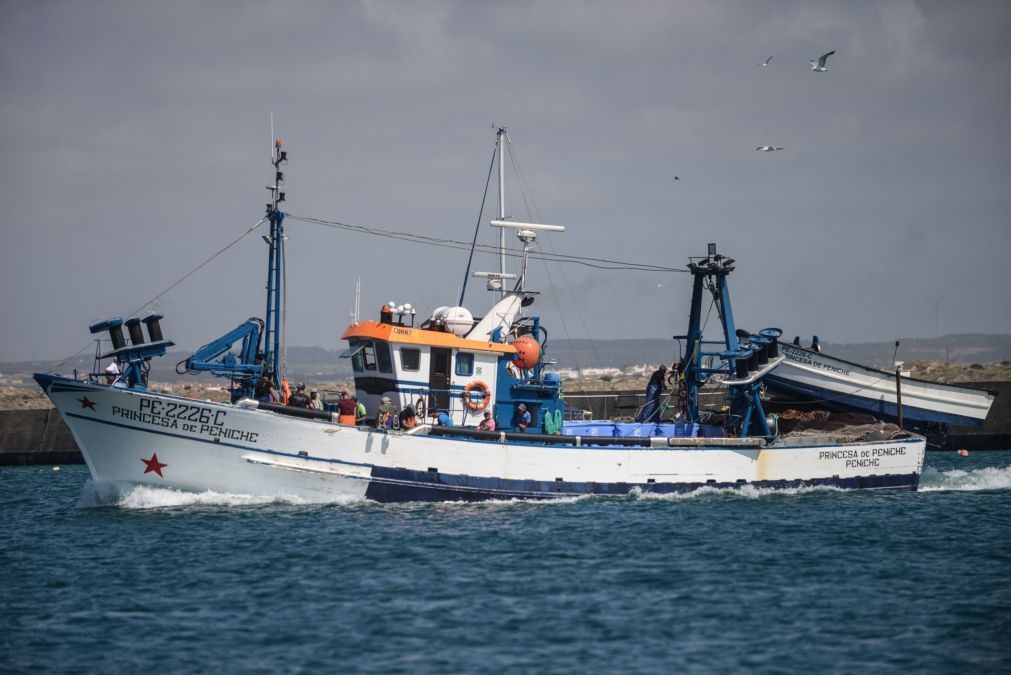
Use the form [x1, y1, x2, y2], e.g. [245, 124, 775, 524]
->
[462, 380, 491, 411]
[415, 397, 427, 420]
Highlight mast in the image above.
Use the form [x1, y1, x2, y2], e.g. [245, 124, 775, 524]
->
[497, 127, 507, 298]
[264, 138, 288, 386]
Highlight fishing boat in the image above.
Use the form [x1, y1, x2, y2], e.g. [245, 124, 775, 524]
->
[34, 133, 926, 501]
[763, 343, 996, 444]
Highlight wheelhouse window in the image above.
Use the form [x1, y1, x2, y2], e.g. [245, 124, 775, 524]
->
[376, 341, 393, 373]
[340, 342, 368, 373]
[361, 343, 377, 371]
[400, 348, 421, 372]
[455, 352, 474, 377]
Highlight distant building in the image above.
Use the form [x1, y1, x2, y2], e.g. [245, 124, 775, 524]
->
[580, 367, 622, 379]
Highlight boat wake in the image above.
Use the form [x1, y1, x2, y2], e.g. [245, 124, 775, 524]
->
[628, 484, 843, 501]
[78, 480, 366, 510]
[919, 464, 1011, 492]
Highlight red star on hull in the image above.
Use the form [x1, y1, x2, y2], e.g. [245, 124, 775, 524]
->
[78, 396, 96, 410]
[141, 453, 168, 478]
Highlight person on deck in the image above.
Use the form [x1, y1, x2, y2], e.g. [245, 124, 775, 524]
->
[337, 389, 357, 426]
[478, 411, 496, 431]
[308, 390, 323, 411]
[513, 403, 531, 432]
[256, 375, 281, 404]
[289, 383, 310, 408]
[376, 396, 398, 430]
[637, 365, 668, 423]
[353, 396, 367, 425]
[399, 405, 418, 430]
[436, 410, 453, 427]
[104, 360, 121, 386]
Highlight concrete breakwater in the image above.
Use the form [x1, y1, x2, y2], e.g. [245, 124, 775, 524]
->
[0, 409, 82, 466]
[2, 382, 1008, 465]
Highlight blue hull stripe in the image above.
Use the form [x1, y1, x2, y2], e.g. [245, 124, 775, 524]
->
[364, 466, 919, 502]
[763, 374, 982, 427]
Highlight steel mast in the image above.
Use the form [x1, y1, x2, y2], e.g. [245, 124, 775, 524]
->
[264, 138, 288, 387]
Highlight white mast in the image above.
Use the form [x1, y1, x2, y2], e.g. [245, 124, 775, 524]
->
[497, 127, 507, 298]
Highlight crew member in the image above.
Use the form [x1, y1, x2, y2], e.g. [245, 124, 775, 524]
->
[513, 403, 531, 432]
[399, 405, 418, 429]
[436, 410, 453, 427]
[337, 389, 357, 426]
[104, 360, 121, 386]
[289, 383, 310, 408]
[478, 411, 496, 431]
[256, 375, 281, 404]
[376, 396, 398, 429]
[308, 390, 323, 410]
[353, 396, 367, 424]
[637, 365, 667, 423]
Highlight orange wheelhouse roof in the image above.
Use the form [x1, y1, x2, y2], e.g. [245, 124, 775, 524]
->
[341, 321, 517, 354]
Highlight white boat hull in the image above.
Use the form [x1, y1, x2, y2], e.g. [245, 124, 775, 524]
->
[39, 374, 926, 501]
[766, 344, 994, 429]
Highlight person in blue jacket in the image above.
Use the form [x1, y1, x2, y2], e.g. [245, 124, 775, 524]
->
[513, 403, 532, 432]
[637, 365, 668, 423]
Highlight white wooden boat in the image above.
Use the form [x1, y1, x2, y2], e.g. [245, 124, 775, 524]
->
[765, 343, 995, 431]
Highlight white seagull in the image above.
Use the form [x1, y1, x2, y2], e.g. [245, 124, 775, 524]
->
[810, 50, 835, 72]
[755, 145, 783, 152]
[758, 55, 773, 67]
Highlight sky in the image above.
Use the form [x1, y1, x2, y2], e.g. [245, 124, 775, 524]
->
[1, 0, 1009, 362]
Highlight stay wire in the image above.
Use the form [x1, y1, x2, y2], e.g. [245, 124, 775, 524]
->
[287, 214, 681, 273]
[459, 141, 498, 306]
[52, 217, 268, 372]
[508, 139, 606, 370]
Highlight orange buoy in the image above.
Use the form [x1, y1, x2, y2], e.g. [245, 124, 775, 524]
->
[957, 449, 969, 457]
[512, 336, 541, 369]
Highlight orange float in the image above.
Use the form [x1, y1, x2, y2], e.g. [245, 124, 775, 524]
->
[512, 336, 541, 369]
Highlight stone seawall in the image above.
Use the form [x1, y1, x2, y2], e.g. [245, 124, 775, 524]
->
[0, 409, 83, 466]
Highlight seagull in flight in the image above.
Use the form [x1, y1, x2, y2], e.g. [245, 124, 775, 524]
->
[810, 50, 835, 72]
[755, 145, 783, 152]
[758, 55, 773, 67]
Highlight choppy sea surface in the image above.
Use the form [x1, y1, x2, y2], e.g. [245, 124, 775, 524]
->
[2, 452, 1010, 674]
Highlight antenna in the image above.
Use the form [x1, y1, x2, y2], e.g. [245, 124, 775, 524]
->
[355, 275, 361, 323]
[925, 292, 947, 339]
[270, 111, 274, 160]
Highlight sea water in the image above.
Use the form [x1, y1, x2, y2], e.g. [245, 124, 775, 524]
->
[2, 452, 1009, 673]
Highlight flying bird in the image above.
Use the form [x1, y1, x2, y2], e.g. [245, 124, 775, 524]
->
[758, 55, 773, 67]
[755, 145, 783, 152]
[810, 50, 835, 72]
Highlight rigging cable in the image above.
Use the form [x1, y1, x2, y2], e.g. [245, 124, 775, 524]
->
[287, 214, 682, 273]
[459, 140, 498, 306]
[508, 136, 606, 370]
[52, 217, 268, 372]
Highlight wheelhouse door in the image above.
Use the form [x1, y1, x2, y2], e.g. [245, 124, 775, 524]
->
[428, 347, 452, 414]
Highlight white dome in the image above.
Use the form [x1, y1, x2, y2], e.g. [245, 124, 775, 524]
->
[443, 306, 474, 337]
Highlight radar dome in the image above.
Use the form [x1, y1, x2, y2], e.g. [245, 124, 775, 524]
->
[512, 336, 541, 369]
